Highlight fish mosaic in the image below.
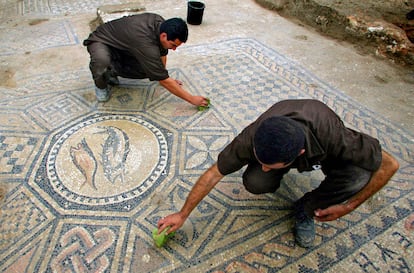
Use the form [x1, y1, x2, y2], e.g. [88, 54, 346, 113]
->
[70, 138, 98, 190]
[97, 126, 130, 184]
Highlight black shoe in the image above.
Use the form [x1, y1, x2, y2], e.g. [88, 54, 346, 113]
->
[407, 9, 414, 20]
[104, 70, 120, 86]
[294, 199, 315, 248]
[108, 75, 119, 86]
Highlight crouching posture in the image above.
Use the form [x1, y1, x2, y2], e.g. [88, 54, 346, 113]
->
[158, 99, 399, 248]
[83, 13, 208, 107]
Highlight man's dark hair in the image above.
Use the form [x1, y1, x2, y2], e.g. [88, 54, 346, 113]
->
[160, 18, 188, 42]
[254, 116, 305, 164]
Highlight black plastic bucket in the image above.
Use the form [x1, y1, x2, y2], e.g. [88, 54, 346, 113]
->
[187, 1, 205, 25]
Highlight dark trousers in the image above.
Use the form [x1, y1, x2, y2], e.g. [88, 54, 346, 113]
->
[86, 42, 146, 89]
[242, 162, 372, 217]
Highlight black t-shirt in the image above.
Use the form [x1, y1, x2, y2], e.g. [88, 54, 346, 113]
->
[84, 13, 169, 81]
[217, 99, 382, 175]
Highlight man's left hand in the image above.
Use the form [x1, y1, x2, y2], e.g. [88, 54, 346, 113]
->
[314, 203, 353, 222]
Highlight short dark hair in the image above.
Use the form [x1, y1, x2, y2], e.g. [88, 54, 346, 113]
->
[253, 116, 305, 164]
[160, 18, 188, 43]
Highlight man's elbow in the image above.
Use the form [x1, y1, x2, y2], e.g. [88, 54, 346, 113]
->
[383, 150, 399, 176]
[158, 77, 170, 84]
[389, 156, 399, 174]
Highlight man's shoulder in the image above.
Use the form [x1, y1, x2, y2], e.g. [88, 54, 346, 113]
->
[130, 12, 165, 21]
[262, 99, 334, 121]
[274, 99, 328, 109]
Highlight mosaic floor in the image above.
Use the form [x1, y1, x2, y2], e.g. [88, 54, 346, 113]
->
[0, 6, 413, 273]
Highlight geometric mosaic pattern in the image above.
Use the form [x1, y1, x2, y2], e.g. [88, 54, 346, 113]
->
[0, 27, 413, 273]
[0, 0, 130, 17]
[0, 20, 78, 56]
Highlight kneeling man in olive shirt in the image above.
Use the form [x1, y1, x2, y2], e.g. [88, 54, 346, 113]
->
[158, 99, 399, 248]
[84, 13, 208, 106]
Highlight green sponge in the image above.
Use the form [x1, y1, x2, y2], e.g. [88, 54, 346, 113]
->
[197, 98, 210, 111]
[152, 227, 176, 248]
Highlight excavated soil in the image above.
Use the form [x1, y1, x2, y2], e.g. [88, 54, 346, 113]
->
[256, 0, 414, 67]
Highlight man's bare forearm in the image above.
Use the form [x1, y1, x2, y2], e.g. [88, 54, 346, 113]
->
[180, 164, 224, 218]
[159, 77, 193, 103]
[345, 150, 399, 210]
[157, 164, 223, 233]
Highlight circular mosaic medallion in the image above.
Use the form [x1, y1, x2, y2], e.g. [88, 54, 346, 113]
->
[47, 115, 168, 205]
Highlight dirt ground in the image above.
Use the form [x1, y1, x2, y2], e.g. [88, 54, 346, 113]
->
[256, 0, 414, 68]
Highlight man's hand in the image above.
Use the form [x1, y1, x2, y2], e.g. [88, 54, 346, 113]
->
[191, 96, 209, 107]
[314, 203, 353, 222]
[157, 212, 187, 234]
[159, 77, 208, 107]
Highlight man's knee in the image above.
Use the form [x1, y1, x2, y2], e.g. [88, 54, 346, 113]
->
[242, 164, 284, 194]
[87, 43, 112, 72]
[242, 177, 280, 194]
[326, 165, 372, 194]
[89, 56, 111, 76]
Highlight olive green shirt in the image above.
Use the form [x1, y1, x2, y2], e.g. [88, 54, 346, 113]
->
[217, 99, 382, 175]
[83, 13, 169, 81]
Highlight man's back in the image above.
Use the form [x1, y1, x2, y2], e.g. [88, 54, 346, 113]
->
[84, 13, 165, 52]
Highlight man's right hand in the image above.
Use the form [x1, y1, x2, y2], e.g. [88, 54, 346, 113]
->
[157, 212, 187, 234]
[191, 95, 209, 107]
[159, 77, 209, 107]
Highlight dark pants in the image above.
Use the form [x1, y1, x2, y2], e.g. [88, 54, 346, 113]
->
[242, 162, 372, 217]
[86, 42, 146, 89]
